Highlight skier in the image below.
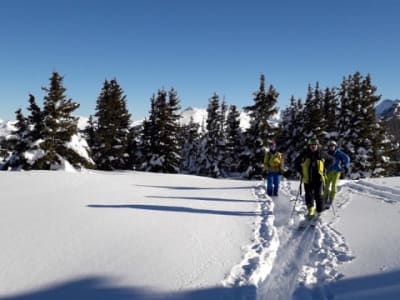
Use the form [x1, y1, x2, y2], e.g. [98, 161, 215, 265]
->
[263, 141, 284, 196]
[324, 140, 350, 209]
[295, 137, 334, 221]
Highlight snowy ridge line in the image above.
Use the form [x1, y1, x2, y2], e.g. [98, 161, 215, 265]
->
[222, 182, 279, 287]
[345, 180, 400, 203]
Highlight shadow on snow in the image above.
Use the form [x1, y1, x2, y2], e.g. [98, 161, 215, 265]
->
[146, 195, 263, 203]
[87, 204, 260, 217]
[0, 276, 256, 300]
[293, 269, 400, 300]
[134, 184, 254, 190]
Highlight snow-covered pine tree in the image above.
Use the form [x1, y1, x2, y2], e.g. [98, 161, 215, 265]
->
[27, 94, 44, 142]
[162, 88, 182, 173]
[180, 116, 201, 174]
[139, 88, 182, 173]
[197, 93, 224, 177]
[337, 75, 353, 148]
[91, 79, 131, 170]
[277, 96, 304, 173]
[241, 74, 279, 178]
[338, 72, 388, 178]
[322, 87, 338, 141]
[381, 107, 400, 175]
[225, 104, 243, 173]
[138, 94, 157, 171]
[126, 124, 140, 171]
[4, 108, 30, 169]
[302, 83, 326, 144]
[33, 72, 92, 169]
[0, 136, 7, 166]
[83, 115, 96, 149]
[140, 92, 164, 171]
[360, 74, 390, 177]
[217, 99, 229, 176]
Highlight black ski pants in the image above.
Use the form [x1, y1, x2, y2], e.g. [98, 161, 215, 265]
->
[304, 180, 324, 213]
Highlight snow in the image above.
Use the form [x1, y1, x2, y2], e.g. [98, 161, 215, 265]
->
[1, 171, 400, 300]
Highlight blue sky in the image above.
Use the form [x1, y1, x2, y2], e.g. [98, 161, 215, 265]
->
[1, 0, 399, 121]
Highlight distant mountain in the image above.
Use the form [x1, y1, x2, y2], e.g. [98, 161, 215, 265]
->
[180, 106, 251, 129]
[376, 99, 400, 120]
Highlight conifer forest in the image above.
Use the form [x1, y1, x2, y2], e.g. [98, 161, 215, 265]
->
[1, 71, 399, 178]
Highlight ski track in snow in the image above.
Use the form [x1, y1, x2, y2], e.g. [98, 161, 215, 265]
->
[290, 182, 355, 300]
[251, 180, 353, 300]
[222, 182, 280, 288]
[223, 178, 399, 299]
[345, 180, 400, 203]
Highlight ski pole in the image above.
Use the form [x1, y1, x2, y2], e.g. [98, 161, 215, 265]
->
[290, 177, 302, 219]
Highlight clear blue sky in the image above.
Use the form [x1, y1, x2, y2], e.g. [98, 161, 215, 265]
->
[1, 0, 399, 121]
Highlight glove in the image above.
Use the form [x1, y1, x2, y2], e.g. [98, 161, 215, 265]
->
[343, 166, 349, 176]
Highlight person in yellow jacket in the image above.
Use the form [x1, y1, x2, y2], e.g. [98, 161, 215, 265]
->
[294, 138, 334, 220]
[263, 141, 284, 196]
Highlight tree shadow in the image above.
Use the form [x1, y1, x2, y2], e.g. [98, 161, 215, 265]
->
[147, 195, 263, 203]
[0, 276, 257, 300]
[87, 204, 260, 217]
[134, 184, 254, 190]
[293, 269, 400, 300]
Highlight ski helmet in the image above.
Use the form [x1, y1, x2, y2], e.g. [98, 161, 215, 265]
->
[328, 140, 337, 147]
[307, 137, 319, 145]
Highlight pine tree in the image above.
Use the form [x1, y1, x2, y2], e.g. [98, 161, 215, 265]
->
[360, 74, 389, 176]
[33, 72, 90, 169]
[27, 94, 44, 142]
[218, 99, 228, 175]
[302, 82, 325, 143]
[84, 115, 96, 149]
[5, 108, 30, 169]
[138, 94, 157, 170]
[140, 90, 167, 172]
[241, 74, 279, 178]
[337, 72, 389, 178]
[91, 79, 131, 170]
[163, 88, 182, 173]
[197, 93, 224, 177]
[225, 105, 243, 173]
[277, 96, 304, 172]
[322, 87, 338, 140]
[139, 88, 182, 173]
[126, 124, 140, 170]
[180, 117, 201, 173]
[337, 75, 353, 147]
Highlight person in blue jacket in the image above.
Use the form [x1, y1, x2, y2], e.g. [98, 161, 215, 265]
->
[324, 140, 350, 209]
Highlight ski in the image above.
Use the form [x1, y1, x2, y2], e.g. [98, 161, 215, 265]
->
[297, 220, 313, 231]
[298, 217, 320, 230]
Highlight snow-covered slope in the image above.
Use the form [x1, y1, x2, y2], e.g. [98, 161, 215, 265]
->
[1, 171, 399, 299]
